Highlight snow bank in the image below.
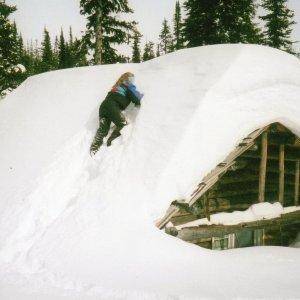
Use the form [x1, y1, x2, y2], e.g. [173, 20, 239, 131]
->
[0, 44, 300, 299]
[176, 203, 300, 229]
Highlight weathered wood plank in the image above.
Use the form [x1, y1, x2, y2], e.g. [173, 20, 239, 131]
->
[259, 132, 268, 203]
[295, 160, 300, 206]
[176, 210, 300, 241]
[279, 144, 285, 205]
[170, 203, 253, 226]
[256, 132, 296, 146]
[241, 151, 300, 162]
[235, 157, 297, 175]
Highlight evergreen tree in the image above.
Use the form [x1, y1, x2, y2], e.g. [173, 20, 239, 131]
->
[54, 36, 59, 56]
[53, 35, 59, 68]
[40, 27, 54, 72]
[218, 0, 262, 44]
[156, 44, 160, 57]
[0, 1, 25, 96]
[173, 1, 184, 50]
[142, 41, 155, 61]
[17, 33, 24, 59]
[159, 19, 173, 54]
[58, 29, 69, 69]
[71, 37, 89, 67]
[183, 0, 221, 47]
[132, 30, 141, 63]
[69, 26, 74, 48]
[183, 0, 262, 47]
[21, 41, 36, 76]
[80, 0, 136, 65]
[260, 0, 296, 52]
[67, 26, 76, 67]
[33, 39, 42, 73]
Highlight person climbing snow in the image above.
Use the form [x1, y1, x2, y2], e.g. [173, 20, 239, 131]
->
[90, 72, 144, 155]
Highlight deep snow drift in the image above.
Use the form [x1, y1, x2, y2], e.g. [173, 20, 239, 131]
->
[0, 44, 300, 299]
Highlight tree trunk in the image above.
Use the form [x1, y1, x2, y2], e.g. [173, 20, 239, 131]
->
[94, 7, 103, 65]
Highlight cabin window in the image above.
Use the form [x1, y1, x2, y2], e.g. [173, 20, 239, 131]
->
[212, 234, 235, 250]
[235, 230, 254, 248]
[212, 229, 265, 250]
[254, 229, 264, 246]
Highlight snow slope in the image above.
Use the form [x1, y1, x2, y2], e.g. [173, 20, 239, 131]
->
[0, 44, 300, 299]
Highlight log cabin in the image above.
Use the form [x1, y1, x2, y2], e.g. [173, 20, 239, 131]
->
[157, 122, 300, 250]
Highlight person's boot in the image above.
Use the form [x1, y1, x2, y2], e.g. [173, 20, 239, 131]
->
[90, 131, 104, 155]
[107, 127, 121, 147]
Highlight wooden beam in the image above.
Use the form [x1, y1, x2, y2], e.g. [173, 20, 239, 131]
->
[170, 203, 252, 226]
[256, 132, 296, 146]
[176, 210, 300, 241]
[210, 186, 295, 199]
[259, 132, 268, 202]
[217, 176, 296, 189]
[223, 192, 294, 204]
[203, 194, 211, 221]
[241, 151, 300, 162]
[238, 158, 297, 175]
[279, 144, 285, 205]
[295, 160, 300, 206]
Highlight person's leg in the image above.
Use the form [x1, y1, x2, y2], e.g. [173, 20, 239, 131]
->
[90, 117, 111, 154]
[106, 103, 127, 146]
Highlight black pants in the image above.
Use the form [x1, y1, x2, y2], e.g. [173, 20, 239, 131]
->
[90, 100, 127, 152]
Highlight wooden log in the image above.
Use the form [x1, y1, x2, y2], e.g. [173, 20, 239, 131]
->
[294, 163, 300, 202]
[203, 194, 211, 221]
[210, 185, 295, 198]
[224, 192, 294, 204]
[235, 157, 297, 175]
[215, 180, 296, 193]
[259, 132, 268, 203]
[177, 210, 300, 241]
[217, 176, 296, 189]
[279, 144, 285, 205]
[228, 159, 248, 171]
[256, 132, 296, 146]
[220, 169, 258, 184]
[241, 152, 300, 162]
[170, 202, 253, 226]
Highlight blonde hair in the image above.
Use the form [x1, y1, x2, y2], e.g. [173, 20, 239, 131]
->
[112, 72, 134, 89]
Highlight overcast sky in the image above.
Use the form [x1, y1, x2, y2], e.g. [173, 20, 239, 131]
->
[6, 0, 300, 51]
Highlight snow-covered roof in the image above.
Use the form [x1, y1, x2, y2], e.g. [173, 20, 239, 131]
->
[1, 44, 300, 298]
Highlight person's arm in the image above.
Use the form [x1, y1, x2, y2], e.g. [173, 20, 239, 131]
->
[126, 83, 144, 106]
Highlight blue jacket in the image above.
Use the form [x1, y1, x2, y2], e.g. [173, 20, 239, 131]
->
[108, 83, 144, 109]
[109, 83, 144, 110]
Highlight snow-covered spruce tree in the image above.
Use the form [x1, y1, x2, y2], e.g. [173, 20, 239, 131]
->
[173, 1, 184, 50]
[183, 0, 221, 47]
[218, 0, 263, 44]
[80, 0, 136, 65]
[39, 28, 55, 73]
[142, 41, 155, 61]
[132, 30, 141, 63]
[159, 19, 173, 54]
[0, 1, 26, 97]
[260, 0, 296, 53]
